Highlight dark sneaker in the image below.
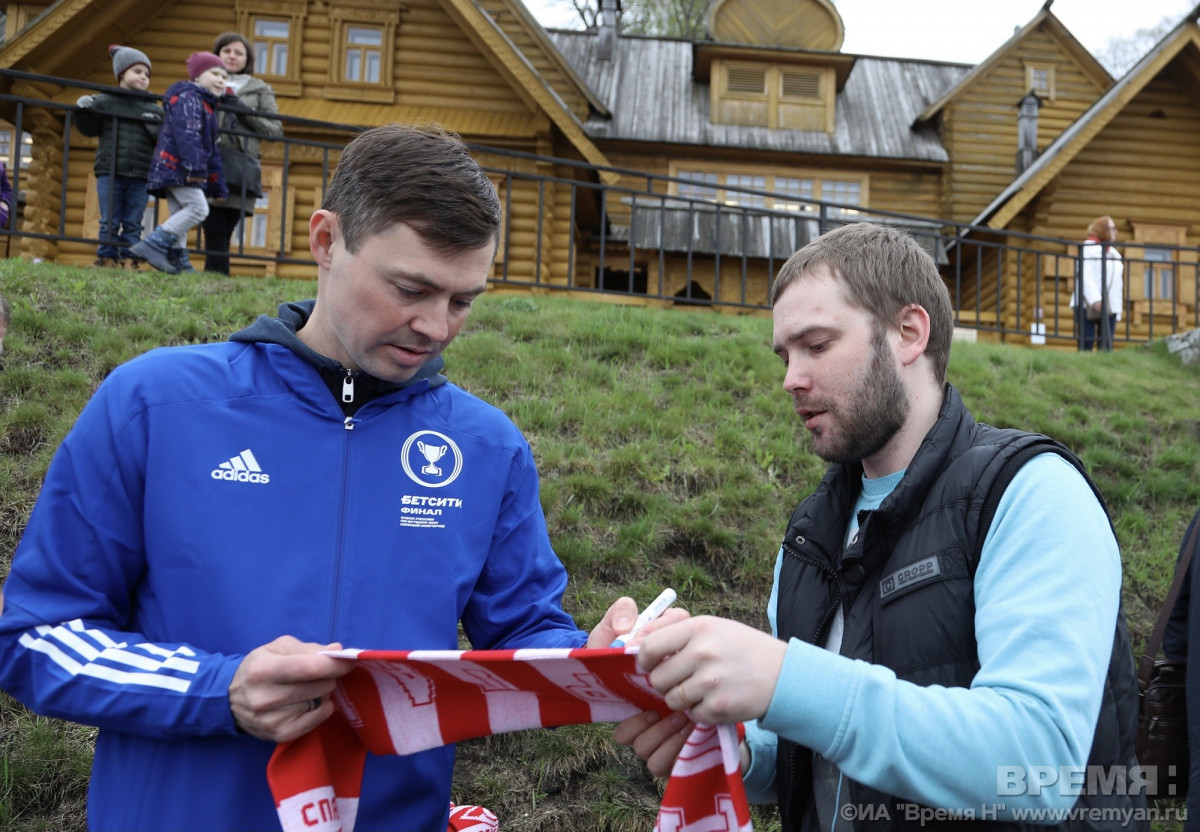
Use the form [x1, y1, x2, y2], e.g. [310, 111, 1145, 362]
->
[92, 257, 120, 268]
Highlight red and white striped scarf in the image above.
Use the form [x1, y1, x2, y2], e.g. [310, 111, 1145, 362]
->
[268, 647, 752, 832]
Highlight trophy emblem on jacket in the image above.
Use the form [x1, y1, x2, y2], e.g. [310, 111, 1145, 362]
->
[417, 441, 448, 476]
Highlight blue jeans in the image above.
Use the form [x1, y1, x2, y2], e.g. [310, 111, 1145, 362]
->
[96, 175, 149, 261]
[1076, 305, 1116, 351]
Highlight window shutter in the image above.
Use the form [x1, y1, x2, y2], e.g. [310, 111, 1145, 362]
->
[726, 66, 766, 94]
[781, 69, 821, 98]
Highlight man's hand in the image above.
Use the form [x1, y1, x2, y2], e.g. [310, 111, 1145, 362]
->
[76, 95, 95, 108]
[636, 615, 786, 725]
[614, 708, 694, 777]
[228, 635, 354, 742]
[585, 596, 690, 649]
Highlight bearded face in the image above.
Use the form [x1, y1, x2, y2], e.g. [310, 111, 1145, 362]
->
[773, 269, 911, 467]
[801, 323, 909, 464]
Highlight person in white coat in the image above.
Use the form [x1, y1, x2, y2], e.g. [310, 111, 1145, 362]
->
[1074, 215, 1123, 351]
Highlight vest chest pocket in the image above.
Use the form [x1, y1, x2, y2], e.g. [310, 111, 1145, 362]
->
[871, 548, 976, 680]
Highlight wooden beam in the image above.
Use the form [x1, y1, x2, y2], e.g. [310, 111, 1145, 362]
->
[438, 0, 616, 182]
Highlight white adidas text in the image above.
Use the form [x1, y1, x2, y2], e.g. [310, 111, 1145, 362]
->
[210, 469, 271, 484]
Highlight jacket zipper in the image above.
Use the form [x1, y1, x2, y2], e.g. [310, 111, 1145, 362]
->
[329, 413, 356, 641]
[782, 536, 843, 646]
[780, 535, 843, 825]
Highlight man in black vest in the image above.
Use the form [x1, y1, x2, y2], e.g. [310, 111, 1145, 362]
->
[617, 223, 1146, 830]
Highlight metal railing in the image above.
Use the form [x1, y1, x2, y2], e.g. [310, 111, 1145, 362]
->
[1, 68, 1198, 346]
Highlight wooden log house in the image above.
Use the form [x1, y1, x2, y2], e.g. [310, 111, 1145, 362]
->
[962, 8, 1200, 346]
[0, 0, 617, 281]
[0, 0, 1196, 344]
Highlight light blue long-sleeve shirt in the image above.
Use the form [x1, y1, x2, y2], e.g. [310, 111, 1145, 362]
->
[742, 453, 1121, 819]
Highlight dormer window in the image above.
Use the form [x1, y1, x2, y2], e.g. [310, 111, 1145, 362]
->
[1025, 62, 1056, 100]
[778, 66, 831, 130]
[712, 59, 835, 132]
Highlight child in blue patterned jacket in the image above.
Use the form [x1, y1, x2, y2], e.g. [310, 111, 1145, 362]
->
[129, 52, 227, 274]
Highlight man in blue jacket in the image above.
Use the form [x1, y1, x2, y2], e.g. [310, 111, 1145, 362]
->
[616, 223, 1146, 830]
[0, 123, 657, 831]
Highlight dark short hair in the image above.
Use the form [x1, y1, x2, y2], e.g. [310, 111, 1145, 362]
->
[213, 32, 254, 75]
[322, 123, 502, 257]
[770, 223, 954, 382]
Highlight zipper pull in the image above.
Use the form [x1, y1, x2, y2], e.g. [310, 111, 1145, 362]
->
[342, 369, 355, 403]
[344, 416, 355, 431]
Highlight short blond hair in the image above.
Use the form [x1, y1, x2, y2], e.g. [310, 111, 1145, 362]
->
[1087, 216, 1115, 239]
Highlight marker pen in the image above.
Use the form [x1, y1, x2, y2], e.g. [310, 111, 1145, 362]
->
[610, 587, 677, 648]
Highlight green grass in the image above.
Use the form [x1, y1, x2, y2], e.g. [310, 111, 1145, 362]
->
[1, 260, 1198, 831]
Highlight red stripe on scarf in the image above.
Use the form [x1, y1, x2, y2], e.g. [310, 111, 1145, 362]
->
[268, 648, 752, 832]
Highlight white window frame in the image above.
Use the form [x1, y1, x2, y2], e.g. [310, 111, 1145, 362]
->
[670, 162, 867, 214]
[1143, 248, 1174, 301]
[326, 2, 400, 103]
[237, 0, 307, 97]
[1025, 62, 1056, 101]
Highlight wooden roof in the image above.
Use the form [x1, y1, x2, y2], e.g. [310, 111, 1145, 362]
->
[707, 0, 844, 51]
[0, 0, 175, 81]
[914, 2, 1111, 126]
[443, 0, 613, 173]
[548, 29, 969, 162]
[476, 0, 609, 118]
[970, 9, 1200, 230]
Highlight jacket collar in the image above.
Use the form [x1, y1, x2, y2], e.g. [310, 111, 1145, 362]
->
[229, 299, 447, 391]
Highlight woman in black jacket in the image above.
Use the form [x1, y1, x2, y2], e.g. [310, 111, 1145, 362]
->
[201, 32, 283, 275]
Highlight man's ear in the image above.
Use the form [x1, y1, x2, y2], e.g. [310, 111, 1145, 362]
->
[895, 303, 931, 367]
[309, 210, 337, 268]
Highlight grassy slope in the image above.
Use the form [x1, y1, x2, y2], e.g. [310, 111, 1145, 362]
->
[0, 260, 1196, 831]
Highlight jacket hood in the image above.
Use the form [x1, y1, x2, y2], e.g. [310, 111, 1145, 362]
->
[229, 299, 447, 390]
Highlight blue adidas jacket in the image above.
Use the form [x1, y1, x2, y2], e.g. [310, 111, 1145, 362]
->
[0, 309, 587, 831]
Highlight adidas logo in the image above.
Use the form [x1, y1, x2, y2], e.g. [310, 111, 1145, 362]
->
[210, 449, 271, 484]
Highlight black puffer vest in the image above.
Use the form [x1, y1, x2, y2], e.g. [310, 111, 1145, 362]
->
[74, 92, 163, 179]
[775, 385, 1144, 832]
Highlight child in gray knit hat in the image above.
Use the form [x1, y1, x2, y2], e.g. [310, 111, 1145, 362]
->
[75, 45, 163, 269]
